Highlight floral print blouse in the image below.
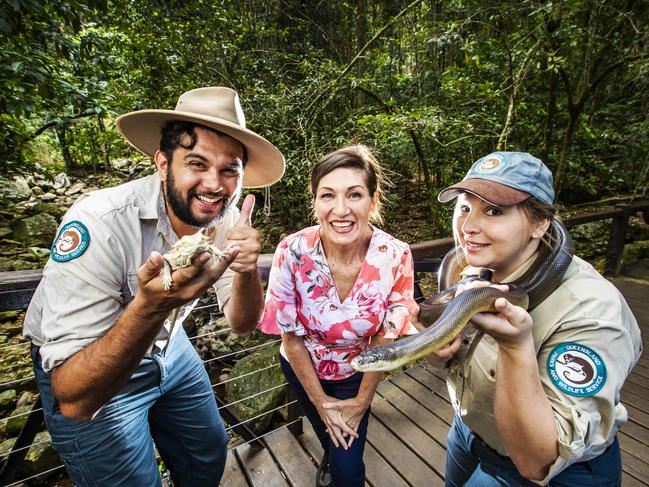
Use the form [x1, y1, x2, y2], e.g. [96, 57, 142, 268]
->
[258, 225, 418, 380]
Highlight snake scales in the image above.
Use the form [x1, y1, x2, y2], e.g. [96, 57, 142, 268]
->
[351, 220, 574, 372]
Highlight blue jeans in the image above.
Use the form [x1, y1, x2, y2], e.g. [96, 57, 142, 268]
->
[32, 327, 229, 486]
[280, 356, 370, 487]
[445, 416, 622, 487]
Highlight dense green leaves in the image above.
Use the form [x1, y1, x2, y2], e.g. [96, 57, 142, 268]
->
[1, 0, 647, 232]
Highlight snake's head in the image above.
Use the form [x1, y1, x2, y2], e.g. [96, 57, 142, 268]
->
[351, 349, 391, 373]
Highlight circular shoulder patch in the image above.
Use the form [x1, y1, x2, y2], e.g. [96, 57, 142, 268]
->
[51, 221, 90, 262]
[546, 343, 607, 397]
[473, 154, 506, 174]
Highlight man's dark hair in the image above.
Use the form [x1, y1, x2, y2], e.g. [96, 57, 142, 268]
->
[159, 121, 248, 165]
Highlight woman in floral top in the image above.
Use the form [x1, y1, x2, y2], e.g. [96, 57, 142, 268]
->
[258, 145, 418, 487]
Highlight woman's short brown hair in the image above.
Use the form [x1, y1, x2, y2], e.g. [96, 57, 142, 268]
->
[310, 144, 388, 224]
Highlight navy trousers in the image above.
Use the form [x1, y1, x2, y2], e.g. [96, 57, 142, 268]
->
[280, 356, 370, 487]
[32, 328, 229, 486]
[445, 415, 622, 487]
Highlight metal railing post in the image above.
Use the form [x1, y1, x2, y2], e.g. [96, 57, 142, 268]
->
[286, 387, 303, 436]
[0, 396, 45, 485]
[215, 395, 262, 446]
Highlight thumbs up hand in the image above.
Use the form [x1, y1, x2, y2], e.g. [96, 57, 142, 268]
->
[225, 194, 261, 273]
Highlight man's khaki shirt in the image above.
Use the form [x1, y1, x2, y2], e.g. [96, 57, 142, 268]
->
[447, 255, 642, 484]
[23, 174, 237, 373]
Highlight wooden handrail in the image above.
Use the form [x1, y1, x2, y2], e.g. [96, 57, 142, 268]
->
[1, 202, 648, 311]
[0, 269, 42, 291]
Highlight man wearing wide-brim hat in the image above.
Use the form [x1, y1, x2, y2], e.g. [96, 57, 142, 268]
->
[23, 87, 285, 486]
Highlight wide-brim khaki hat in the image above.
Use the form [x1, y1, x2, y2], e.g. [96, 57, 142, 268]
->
[116, 87, 285, 188]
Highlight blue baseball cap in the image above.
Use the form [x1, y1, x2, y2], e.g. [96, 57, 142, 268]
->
[438, 152, 555, 205]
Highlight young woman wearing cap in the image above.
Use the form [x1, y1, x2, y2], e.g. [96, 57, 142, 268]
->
[426, 152, 641, 486]
[258, 145, 418, 487]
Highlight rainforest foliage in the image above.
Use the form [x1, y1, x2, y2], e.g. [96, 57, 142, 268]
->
[1, 0, 648, 234]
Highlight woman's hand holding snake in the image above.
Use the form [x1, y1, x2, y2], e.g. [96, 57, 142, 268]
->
[471, 297, 534, 349]
[458, 280, 534, 349]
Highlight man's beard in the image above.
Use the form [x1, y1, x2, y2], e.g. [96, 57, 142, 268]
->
[165, 170, 238, 229]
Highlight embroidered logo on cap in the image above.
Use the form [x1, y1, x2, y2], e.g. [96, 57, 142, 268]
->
[51, 221, 90, 262]
[474, 154, 506, 174]
[546, 343, 606, 397]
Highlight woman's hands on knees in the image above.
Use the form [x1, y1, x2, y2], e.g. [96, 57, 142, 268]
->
[316, 394, 359, 450]
[321, 397, 369, 448]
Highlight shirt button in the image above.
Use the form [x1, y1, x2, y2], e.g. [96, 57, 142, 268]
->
[463, 338, 470, 345]
[489, 369, 495, 377]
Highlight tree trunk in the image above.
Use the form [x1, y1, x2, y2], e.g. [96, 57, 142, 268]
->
[97, 115, 111, 171]
[57, 122, 75, 171]
[497, 38, 542, 150]
[540, 69, 558, 163]
[553, 56, 630, 199]
[408, 129, 431, 190]
[354, 84, 430, 190]
[553, 106, 581, 199]
[353, 0, 367, 108]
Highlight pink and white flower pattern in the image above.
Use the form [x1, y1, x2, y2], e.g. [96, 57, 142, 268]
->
[258, 225, 418, 380]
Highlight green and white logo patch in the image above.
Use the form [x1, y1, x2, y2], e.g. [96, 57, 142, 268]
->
[546, 343, 606, 397]
[51, 221, 90, 262]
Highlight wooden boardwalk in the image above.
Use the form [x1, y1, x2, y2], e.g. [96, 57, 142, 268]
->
[222, 276, 649, 487]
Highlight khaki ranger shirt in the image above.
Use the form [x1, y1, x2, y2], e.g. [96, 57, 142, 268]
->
[23, 174, 237, 373]
[447, 254, 642, 485]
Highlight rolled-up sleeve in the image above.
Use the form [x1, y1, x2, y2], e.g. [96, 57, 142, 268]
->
[536, 315, 641, 484]
[257, 240, 306, 336]
[35, 209, 129, 372]
[38, 275, 123, 372]
[379, 247, 419, 338]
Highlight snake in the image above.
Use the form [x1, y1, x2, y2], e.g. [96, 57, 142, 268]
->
[350, 219, 574, 372]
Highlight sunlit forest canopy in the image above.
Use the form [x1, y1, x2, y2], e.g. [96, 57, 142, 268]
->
[1, 0, 647, 235]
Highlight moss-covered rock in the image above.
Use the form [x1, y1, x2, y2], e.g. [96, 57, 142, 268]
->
[194, 318, 275, 364]
[28, 202, 68, 220]
[0, 255, 35, 272]
[11, 213, 59, 247]
[0, 311, 19, 321]
[6, 405, 32, 436]
[0, 436, 16, 456]
[0, 180, 31, 204]
[224, 343, 286, 433]
[0, 389, 17, 412]
[17, 430, 61, 481]
[0, 318, 23, 338]
[0, 342, 34, 393]
[16, 391, 37, 409]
